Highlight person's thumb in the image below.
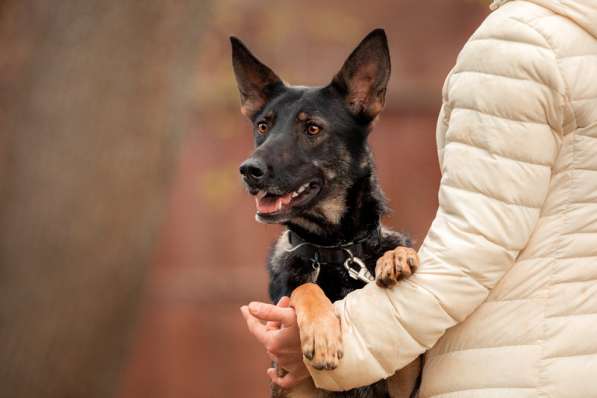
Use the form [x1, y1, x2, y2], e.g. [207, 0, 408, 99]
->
[249, 301, 295, 326]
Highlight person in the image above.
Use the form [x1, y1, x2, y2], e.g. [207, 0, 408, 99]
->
[241, 0, 597, 396]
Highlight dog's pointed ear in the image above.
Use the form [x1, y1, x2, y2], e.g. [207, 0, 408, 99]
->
[330, 29, 391, 121]
[230, 36, 284, 119]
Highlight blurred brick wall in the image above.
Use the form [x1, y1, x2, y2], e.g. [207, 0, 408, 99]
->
[118, 1, 489, 397]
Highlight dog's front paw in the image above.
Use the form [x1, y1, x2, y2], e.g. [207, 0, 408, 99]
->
[375, 246, 419, 288]
[298, 311, 343, 370]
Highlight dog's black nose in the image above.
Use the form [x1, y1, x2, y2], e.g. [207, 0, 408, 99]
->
[239, 158, 267, 182]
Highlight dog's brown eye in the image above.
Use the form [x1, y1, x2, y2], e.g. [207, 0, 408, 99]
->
[307, 124, 321, 135]
[256, 122, 268, 134]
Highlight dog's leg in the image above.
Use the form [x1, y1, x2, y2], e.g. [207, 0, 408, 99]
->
[290, 283, 343, 371]
[375, 246, 419, 288]
[387, 356, 422, 398]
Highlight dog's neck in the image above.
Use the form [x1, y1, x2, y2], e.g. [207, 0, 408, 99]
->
[286, 166, 386, 246]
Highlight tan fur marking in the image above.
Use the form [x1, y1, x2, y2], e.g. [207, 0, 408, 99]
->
[322, 168, 337, 180]
[314, 193, 346, 225]
[240, 103, 262, 118]
[292, 217, 323, 234]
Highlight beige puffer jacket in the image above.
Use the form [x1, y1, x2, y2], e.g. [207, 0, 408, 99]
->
[307, 1, 597, 397]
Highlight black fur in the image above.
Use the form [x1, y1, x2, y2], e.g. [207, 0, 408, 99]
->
[233, 29, 412, 398]
[268, 174, 410, 304]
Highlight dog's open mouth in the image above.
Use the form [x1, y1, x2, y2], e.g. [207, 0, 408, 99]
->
[255, 181, 321, 216]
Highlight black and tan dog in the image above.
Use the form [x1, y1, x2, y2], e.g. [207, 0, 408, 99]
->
[232, 29, 421, 398]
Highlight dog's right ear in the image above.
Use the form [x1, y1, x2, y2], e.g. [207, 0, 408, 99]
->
[230, 37, 284, 119]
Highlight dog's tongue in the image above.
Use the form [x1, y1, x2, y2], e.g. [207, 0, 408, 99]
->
[256, 192, 293, 214]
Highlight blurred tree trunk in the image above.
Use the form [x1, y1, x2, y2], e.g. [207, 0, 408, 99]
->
[0, 2, 208, 397]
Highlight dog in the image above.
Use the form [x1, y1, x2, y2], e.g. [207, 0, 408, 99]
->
[232, 29, 422, 398]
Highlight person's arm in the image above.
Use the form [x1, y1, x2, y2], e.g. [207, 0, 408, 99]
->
[308, 14, 572, 391]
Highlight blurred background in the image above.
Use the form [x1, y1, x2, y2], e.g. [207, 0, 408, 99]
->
[0, 1, 489, 398]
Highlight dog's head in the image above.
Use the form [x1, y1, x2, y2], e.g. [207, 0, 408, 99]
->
[232, 29, 391, 228]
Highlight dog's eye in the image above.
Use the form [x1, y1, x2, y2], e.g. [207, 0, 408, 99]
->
[306, 124, 321, 135]
[256, 122, 268, 135]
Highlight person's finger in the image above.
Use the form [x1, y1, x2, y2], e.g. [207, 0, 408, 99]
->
[266, 350, 278, 362]
[276, 366, 289, 377]
[266, 297, 291, 330]
[249, 301, 295, 326]
[266, 367, 277, 382]
[278, 296, 290, 308]
[265, 321, 280, 331]
[240, 305, 270, 346]
[266, 367, 304, 389]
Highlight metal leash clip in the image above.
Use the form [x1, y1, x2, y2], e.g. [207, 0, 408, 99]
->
[310, 252, 321, 282]
[343, 249, 375, 284]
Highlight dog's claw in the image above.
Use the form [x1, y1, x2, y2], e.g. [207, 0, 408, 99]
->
[375, 246, 419, 288]
[303, 347, 314, 361]
[298, 312, 343, 371]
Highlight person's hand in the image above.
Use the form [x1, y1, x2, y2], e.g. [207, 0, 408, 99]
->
[240, 297, 310, 389]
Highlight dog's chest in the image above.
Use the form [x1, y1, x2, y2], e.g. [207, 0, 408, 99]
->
[268, 229, 408, 304]
[313, 262, 368, 302]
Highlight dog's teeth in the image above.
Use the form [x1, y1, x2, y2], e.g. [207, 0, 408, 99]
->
[277, 199, 283, 211]
[256, 191, 267, 200]
[291, 191, 299, 198]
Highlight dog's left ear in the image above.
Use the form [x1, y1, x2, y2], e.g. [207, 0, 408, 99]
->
[330, 29, 391, 121]
[230, 36, 284, 119]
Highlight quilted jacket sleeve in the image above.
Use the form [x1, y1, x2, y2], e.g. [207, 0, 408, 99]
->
[307, 13, 571, 391]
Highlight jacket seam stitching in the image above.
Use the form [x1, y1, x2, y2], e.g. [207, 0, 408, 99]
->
[543, 351, 597, 361]
[451, 69, 562, 95]
[429, 386, 536, 398]
[468, 36, 549, 50]
[546, 311, 597, 320]
[552, 279, 597, 287]
[559, 53, 597, 60]
[442, 183, 541, 210]
[450, 105, 548, 126]
[570, 96, 597, 103]
[429, 343, 539, 358]
[485, 297, 544, 303]
[517, 254, 597, 261]
[551, 167, 597, 178]
[446, 139, 552, 167]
